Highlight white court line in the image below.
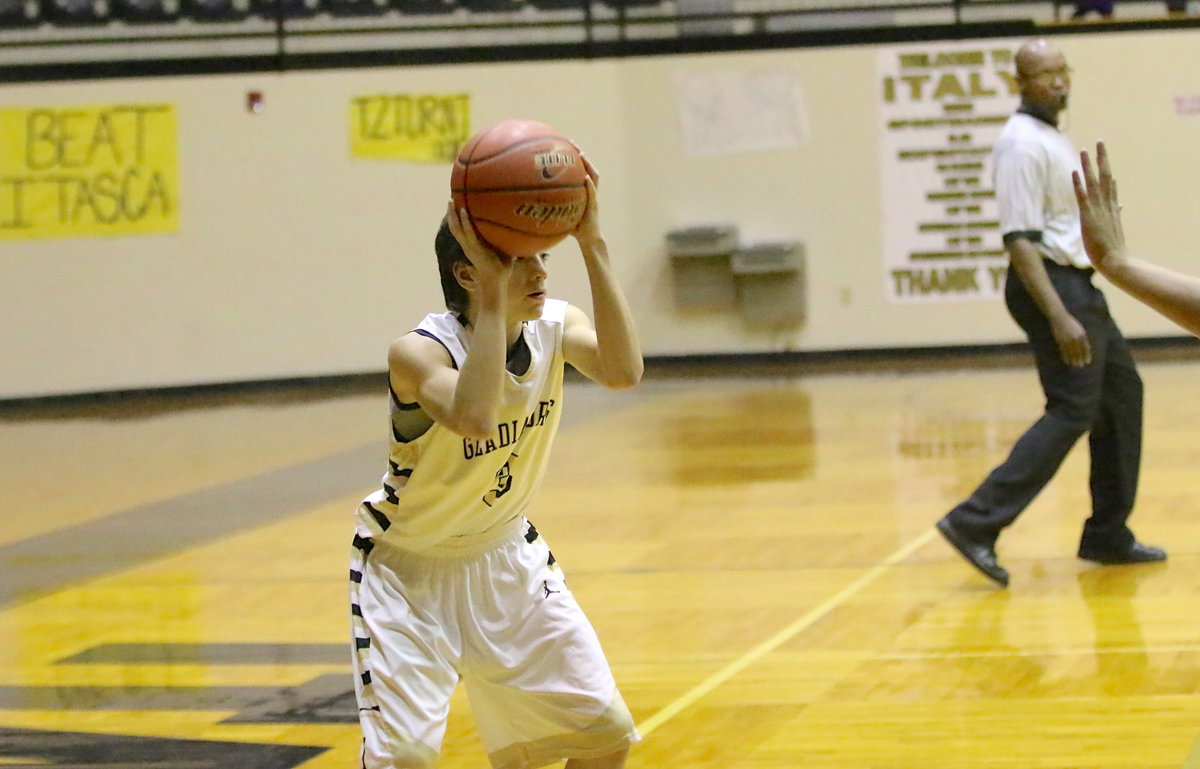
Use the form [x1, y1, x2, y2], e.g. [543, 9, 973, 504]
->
[635, 528, 937, 737]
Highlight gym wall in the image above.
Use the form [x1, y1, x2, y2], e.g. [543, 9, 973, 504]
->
[1, 28, 1197, 398]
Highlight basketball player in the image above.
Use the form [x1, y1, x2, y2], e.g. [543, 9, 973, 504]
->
[1074, 141, 1200, 338]
[936, 39, 1165, 588]
[348, 167, 643, 769]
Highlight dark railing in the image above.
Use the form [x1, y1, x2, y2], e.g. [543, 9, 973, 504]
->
[1, 0, 1195, 81]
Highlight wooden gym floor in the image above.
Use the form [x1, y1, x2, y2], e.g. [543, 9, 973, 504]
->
[2, 349, 1199, 769]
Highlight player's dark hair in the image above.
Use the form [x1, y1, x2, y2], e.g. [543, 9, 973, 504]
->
[435, 218, 470, 315]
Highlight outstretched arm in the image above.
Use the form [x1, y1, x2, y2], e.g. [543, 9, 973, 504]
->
[562, 173, 643, 389]
[1074, 142, 1200, 338]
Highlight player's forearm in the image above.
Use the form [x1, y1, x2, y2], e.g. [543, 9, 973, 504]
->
[1105, 258, 1200, 338]
[580, 239, 643, 389]
[451, 296, 509, 437]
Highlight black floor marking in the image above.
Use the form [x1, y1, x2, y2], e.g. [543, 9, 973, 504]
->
[0, 726, 328, 768]
[0, 442, 381, 609]
[60, 642, 348, 665]
[0, 674, 357, 723]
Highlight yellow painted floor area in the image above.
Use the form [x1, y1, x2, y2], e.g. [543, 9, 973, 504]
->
[1, 358, 1198, 768]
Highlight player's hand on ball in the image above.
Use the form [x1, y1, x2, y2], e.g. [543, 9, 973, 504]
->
[445, 201, 513, 282]
[571, 177, 604, 251]
[569, 139, 600, 187]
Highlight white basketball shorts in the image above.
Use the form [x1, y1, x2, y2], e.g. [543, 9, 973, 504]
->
[349, 520, 639, 769]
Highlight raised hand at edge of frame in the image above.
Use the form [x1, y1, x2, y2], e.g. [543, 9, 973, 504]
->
[1072, 141, 1130, 277]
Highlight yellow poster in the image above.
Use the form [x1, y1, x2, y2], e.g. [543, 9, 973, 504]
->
[0, 104, 179, 240]
[350, 93, 469, 163]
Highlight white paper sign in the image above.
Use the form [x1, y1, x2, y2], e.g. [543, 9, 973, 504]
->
[676, 69, 809, 157]
[877, 41, 1021, 303]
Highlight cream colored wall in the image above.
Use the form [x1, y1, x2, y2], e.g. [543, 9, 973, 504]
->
[2, 29, 1198, 398]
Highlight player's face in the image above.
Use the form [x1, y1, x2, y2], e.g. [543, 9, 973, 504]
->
[1019, 50, 1071, 115]
[510, 253, 549, 321]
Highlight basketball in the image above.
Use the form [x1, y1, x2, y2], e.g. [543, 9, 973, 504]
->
[450, 118, 589, 258]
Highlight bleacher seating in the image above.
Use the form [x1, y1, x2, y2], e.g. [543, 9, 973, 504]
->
[600, 0, 666, 8]
[113, 0, 183, 22]
[251, 0, 322, 18]
[0, 0, 41, 26]
[0, 0, 1191, 66]
[43, 0, 113, 24]
[526, 0, 584, 10]
[389, 0, 456, 13]
[325, 0, 390, 15]
[459, 0, 524, 11]
[184, 0, 252, 21]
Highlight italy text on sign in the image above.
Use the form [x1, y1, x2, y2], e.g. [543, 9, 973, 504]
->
[878, 43, 1020, 303]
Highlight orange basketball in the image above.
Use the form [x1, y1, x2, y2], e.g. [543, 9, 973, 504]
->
[450, 118, 588, 258]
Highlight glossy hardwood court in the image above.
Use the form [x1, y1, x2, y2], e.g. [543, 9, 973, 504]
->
[2, 352, 1199, 769]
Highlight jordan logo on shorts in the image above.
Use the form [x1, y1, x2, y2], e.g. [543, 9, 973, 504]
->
[542, 580, 560, 598]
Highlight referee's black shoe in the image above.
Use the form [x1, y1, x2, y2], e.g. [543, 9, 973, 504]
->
[936, 515, 1009, 588]
[1078, 540, 1167, 565]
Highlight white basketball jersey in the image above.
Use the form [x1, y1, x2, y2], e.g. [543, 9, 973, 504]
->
[355, 299, 566, 555]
